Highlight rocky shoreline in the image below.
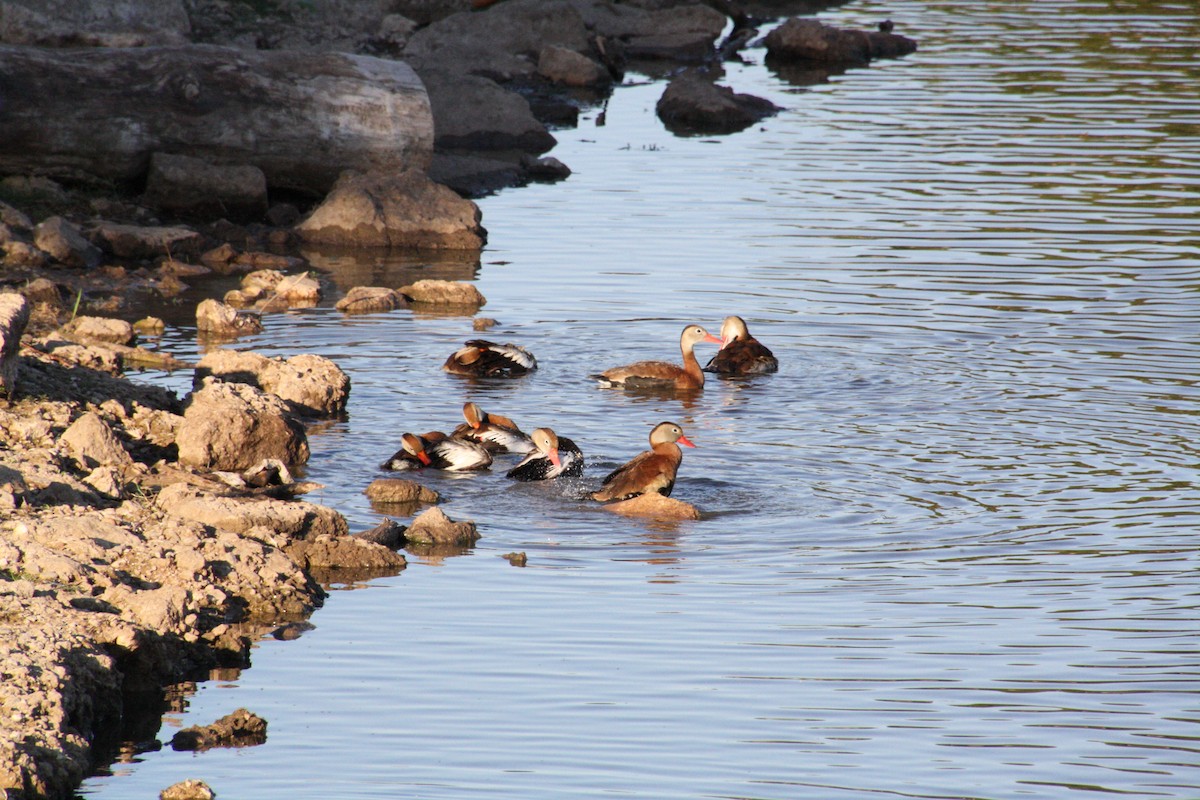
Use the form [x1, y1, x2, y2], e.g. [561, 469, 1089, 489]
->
[0, 1, 916, 797]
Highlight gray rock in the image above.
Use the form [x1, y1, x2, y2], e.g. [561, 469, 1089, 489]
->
[403, 0, 590, 80]
[538, 45, 612, 89]
[0, 0, 190, 46]
[656, 73, 782, 135]
[419, 70, 557, 154]
[88, 221, 206, 261]
[397, 279, 486, 308]
[32, 216, 102, 268]
[295, 169, 487, 250]
[763, 18, 917, 66]
[143, 152, 269, 222]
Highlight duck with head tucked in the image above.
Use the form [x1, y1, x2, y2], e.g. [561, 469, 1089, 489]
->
[444, 340, 538, 377]
[506, 427, 585, 481]
[451, 401, 534, 454]
[381, 431, 492, 472]
[703, 315, 778, 375]
[594, 324, 721, 390]
[590, 421, 694, 502]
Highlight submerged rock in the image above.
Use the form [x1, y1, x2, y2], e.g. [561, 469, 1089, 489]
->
[171, 708, 267, 751]
[600, 492, 701, 521]
[764, 18, 918, 67]
[657, 73, 782, 135]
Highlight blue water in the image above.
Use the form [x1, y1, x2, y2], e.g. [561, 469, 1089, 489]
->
[81, 1, 1200, 798]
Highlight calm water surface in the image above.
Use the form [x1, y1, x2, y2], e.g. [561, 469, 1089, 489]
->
[80, 1, 1199, 798]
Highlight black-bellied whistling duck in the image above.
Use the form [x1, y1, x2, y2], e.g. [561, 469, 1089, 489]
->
[506, 427, 585, 482]
[594, 324, 721, 390]
[451, 402, 534, 454]
[703, 315, 778, 375]
[443, 340, 538, 377]
[590, 421, 694, 502]
[381, 431, 492, 472]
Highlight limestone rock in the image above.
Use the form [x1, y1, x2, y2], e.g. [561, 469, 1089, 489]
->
[404, 506, 479, 545]
[657, 73, 781, 135]
[601, 492, 701, 521]
[335, 286, 406, 314]
[171, 708, 267, 752]
[364, 478, 440, 505]
[538, 45, 611, 89]
[57, 315, 136, 346]
[60, 411, 134, 470]
[176, 380, 309, 471]
[418, 70, 556, 154]
[195, 298, 263, 339]
[160, 779, 216, 800]
[194, 350, 350, 418]
[398, 279, 486, 308]
[295, 169, 486, 250]
[764, 18, 917, 66]
[88, 221, 206, 261]
[143, 152, 269, 222]
[32, 216, 101, 268]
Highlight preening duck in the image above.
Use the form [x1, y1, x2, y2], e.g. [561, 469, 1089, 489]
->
[451, 402, 534, 454]
[703, 315, 778, 375]
[506, 427, 585, 482]
[590, 421, 694, 502]
[381, 431, 492, 472]
[443, 340, 538, 377]
[594, 324, 721, 390]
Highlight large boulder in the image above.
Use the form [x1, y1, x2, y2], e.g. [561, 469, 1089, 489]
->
[176, 380, 310, 471]
[194, 350, 351, 418]
[295, 169, 486, 249]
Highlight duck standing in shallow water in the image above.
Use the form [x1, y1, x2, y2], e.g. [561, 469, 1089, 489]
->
[591, 421, 694, 502]
[451, 401, 534, 454]
[443, 340, 538, 377]
[381, 431, 492, 472]
[703, 315, 778, 375]
[506, 427, 585, 481]
[594, 324, 721, 390]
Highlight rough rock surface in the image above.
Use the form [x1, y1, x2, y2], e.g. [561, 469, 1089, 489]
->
[764, 18, 918, 66]
[170, 708, 268, 751]
[295, 169, 486, 250]
[194, 350, 351, 418]
[398, 279, 486, 308]
[657, 73, 782, 135]
[600, 492, 702, 521]
[175, 379, 310, 471]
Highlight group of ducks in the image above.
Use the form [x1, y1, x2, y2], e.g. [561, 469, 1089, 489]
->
[384, 315, 777, 503]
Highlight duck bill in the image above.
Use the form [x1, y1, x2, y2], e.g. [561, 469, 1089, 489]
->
[677, 435, 696, 448]
[417, 451, 431, 465]
[548, 449, 561, 467]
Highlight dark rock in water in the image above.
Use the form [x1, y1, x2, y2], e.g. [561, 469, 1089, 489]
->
[656, 73, 782, 136]
[354, 518, 408, 549]
[170, 708, 267, 751]
[764, 18, 917, 67]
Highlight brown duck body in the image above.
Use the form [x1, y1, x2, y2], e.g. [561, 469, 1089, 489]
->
[591, 422, 694, 502]
[595, 325, 720, 390]
[703, 316, 778, 375]
[443, 340, 538, 377]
